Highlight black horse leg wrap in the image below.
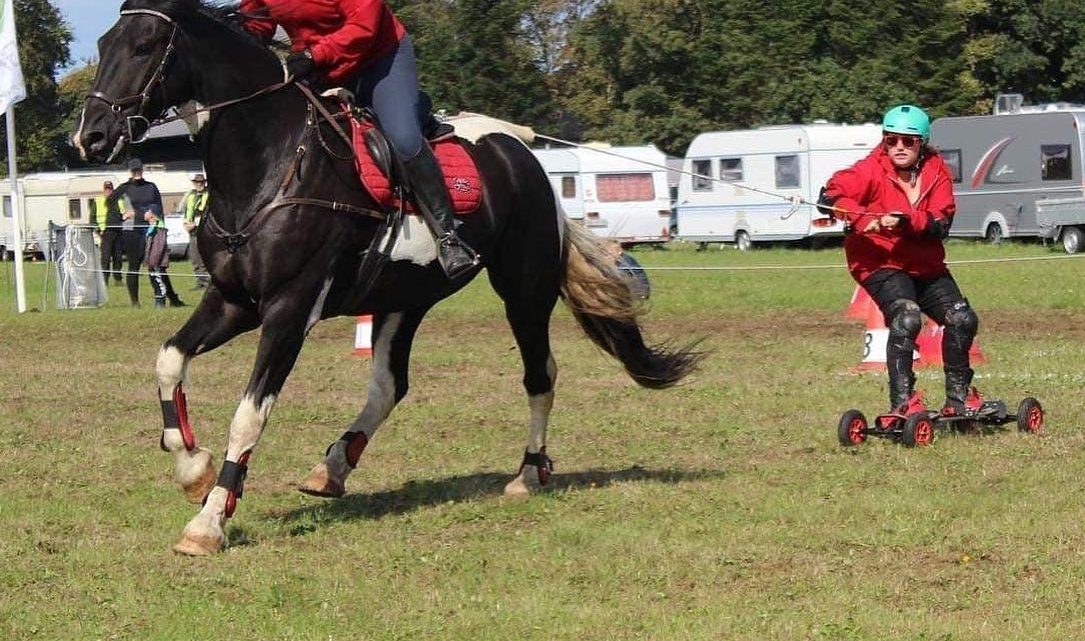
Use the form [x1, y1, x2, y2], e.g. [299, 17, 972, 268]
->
[520, 447, 553, 471]
[159, 400, 180, 452]
[217, 458, 249, 498]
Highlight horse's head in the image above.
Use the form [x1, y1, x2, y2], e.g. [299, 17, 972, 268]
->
[74, 0, 278, 163]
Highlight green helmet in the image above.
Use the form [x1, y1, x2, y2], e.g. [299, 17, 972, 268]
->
[882, 104, 930, 142]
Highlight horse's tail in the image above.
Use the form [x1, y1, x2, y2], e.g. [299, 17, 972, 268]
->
[560, 220, 704, 389]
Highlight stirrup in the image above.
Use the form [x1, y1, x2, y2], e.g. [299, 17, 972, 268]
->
[437, 232, 479, 278]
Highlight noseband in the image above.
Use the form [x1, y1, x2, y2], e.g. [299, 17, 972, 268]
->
[85, 9, 179, 144]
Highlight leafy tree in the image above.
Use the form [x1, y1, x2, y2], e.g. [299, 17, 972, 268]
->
[960, 0, 1085, 107]
[392, 0, 554, 128]
[0, 0, 71, 173]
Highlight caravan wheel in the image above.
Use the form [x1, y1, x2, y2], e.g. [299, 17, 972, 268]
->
[985, 223, 1003, 245]
[735, 230, 752, 251]
[1061, 227, 1085, 254]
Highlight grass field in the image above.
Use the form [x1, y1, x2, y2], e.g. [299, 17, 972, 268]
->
[2, 239, 1085, 640]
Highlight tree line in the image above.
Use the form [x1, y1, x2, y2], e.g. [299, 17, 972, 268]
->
[8, 0, 1085, 171]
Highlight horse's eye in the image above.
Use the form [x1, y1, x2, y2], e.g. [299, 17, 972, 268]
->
[134, 42, 156, 56]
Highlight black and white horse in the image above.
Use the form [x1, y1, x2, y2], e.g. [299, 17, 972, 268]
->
[75, 0, 701, 555]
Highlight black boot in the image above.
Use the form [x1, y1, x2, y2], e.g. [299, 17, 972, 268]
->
[402, 147, 479, 280]
[942, 367, 974, 416]
[887, 350, 917, 413]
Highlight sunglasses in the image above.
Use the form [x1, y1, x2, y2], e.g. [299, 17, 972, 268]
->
[883, 134, 921, 149]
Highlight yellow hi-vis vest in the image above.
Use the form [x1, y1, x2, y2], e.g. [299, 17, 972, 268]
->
[184, 190, 209, 226]
[94, 195, 108, 232]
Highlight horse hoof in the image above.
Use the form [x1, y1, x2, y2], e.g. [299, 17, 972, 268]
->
[297, 465, 345, 498]
[182, 464, 217, 504]
[503, 476, 533, 498]
[172, 531, 224, 556]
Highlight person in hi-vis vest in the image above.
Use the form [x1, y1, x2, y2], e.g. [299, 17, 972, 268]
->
[181, 173, 210, 290]
[94, 180, 125, 285]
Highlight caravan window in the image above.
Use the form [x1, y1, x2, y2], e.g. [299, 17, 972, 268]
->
[597, 173, 655, 202]
[942, 149, 962, 183]
[68, 198, 81, 221]
[1041, 144, 1072, 181]
[719, 158, 743, 182]
[692, 159, 713, 191]
[561, 176, 576, 199]
[2, 196, 10, 218]
[775, 155, 800, 188]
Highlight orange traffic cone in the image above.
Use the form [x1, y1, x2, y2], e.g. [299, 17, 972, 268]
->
[845, 285, 878, 321]
[915, 319, 987, 368]
[353, 315, 373, 357]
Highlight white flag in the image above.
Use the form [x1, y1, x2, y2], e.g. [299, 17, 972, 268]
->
[0, 0, 25, 117]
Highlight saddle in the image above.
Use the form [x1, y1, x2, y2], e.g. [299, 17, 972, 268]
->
[347, 109, 483, 216]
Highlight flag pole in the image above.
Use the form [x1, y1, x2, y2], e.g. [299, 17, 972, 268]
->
[0, 0, 26, 313]
[7, 107, 24, 312]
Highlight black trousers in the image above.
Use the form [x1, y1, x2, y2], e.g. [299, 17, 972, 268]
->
[99, 229, 123, 282]
[862, 268, 975, 372]
[122, 230, 145, 304]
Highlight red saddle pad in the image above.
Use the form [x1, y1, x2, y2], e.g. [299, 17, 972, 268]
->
[350, 119, 482, 215]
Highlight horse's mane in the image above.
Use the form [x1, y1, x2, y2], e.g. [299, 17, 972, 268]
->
[119, 0, 276, 52]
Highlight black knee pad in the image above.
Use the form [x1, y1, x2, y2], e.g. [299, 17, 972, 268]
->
[944, 300, 978, 340]
[887, 299, 922, 340]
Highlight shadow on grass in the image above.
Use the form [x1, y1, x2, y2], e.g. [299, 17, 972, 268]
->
[276, 465, 724, 526]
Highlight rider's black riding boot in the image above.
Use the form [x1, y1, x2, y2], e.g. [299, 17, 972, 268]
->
[402, 147, 478, 280]
[942, 366, 974, 416]
[887, 348, 917, 413]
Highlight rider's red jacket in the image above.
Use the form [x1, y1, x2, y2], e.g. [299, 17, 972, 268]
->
[824, 146, 957, 283]
[240, 0, 406, 85]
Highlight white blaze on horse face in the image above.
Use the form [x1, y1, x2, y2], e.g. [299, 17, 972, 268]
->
[227, 394, 276, 457]
[387, 214, 437, 267]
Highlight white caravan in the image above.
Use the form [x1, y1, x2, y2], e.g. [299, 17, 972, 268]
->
[1, 163, 202, 258]
[675, 122, 882, 249]
[532, 144, 673, 245]
[929, 94, 1085, 243]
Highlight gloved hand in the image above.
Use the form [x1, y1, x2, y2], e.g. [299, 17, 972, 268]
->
[285, 49, 315, 80]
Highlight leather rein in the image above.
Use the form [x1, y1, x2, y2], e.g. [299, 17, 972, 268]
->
[90, 9, 384, 253]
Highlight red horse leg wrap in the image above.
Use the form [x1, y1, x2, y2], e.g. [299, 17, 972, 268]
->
[343, 431, 369, 469]
[222, 451, 251, 519]
[173, 384, 197, 451]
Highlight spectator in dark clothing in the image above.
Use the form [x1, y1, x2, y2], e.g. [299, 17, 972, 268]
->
[108, 158, 162, 307]
[95, 180, 125, 285]
[144, 207, 185, 309]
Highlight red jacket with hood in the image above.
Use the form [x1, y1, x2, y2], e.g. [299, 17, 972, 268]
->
[824, 146, 957, 283]
[240, 0, 406, 85]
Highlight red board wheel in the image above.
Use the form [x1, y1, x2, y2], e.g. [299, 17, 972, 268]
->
[901, 413, 935, 447]
[1017, 397, 1043, 434]
[838, 409, 868, 447]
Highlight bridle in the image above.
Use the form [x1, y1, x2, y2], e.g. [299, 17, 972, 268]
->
[85, 9, 180, 144]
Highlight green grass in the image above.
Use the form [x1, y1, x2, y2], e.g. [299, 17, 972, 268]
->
[2, 239, 1085, 640]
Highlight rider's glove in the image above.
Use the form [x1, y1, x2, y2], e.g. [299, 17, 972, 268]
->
[285, 49, 315, 80]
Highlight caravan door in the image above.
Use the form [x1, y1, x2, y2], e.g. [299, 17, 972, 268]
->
[532, 149, 584, 220]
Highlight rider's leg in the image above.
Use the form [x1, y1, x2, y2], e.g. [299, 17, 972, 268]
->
[356, 35, 477, 279]
[918, 275, 979, 414]
[864, 270, 922, 412]
[884, 299, 922, 411]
